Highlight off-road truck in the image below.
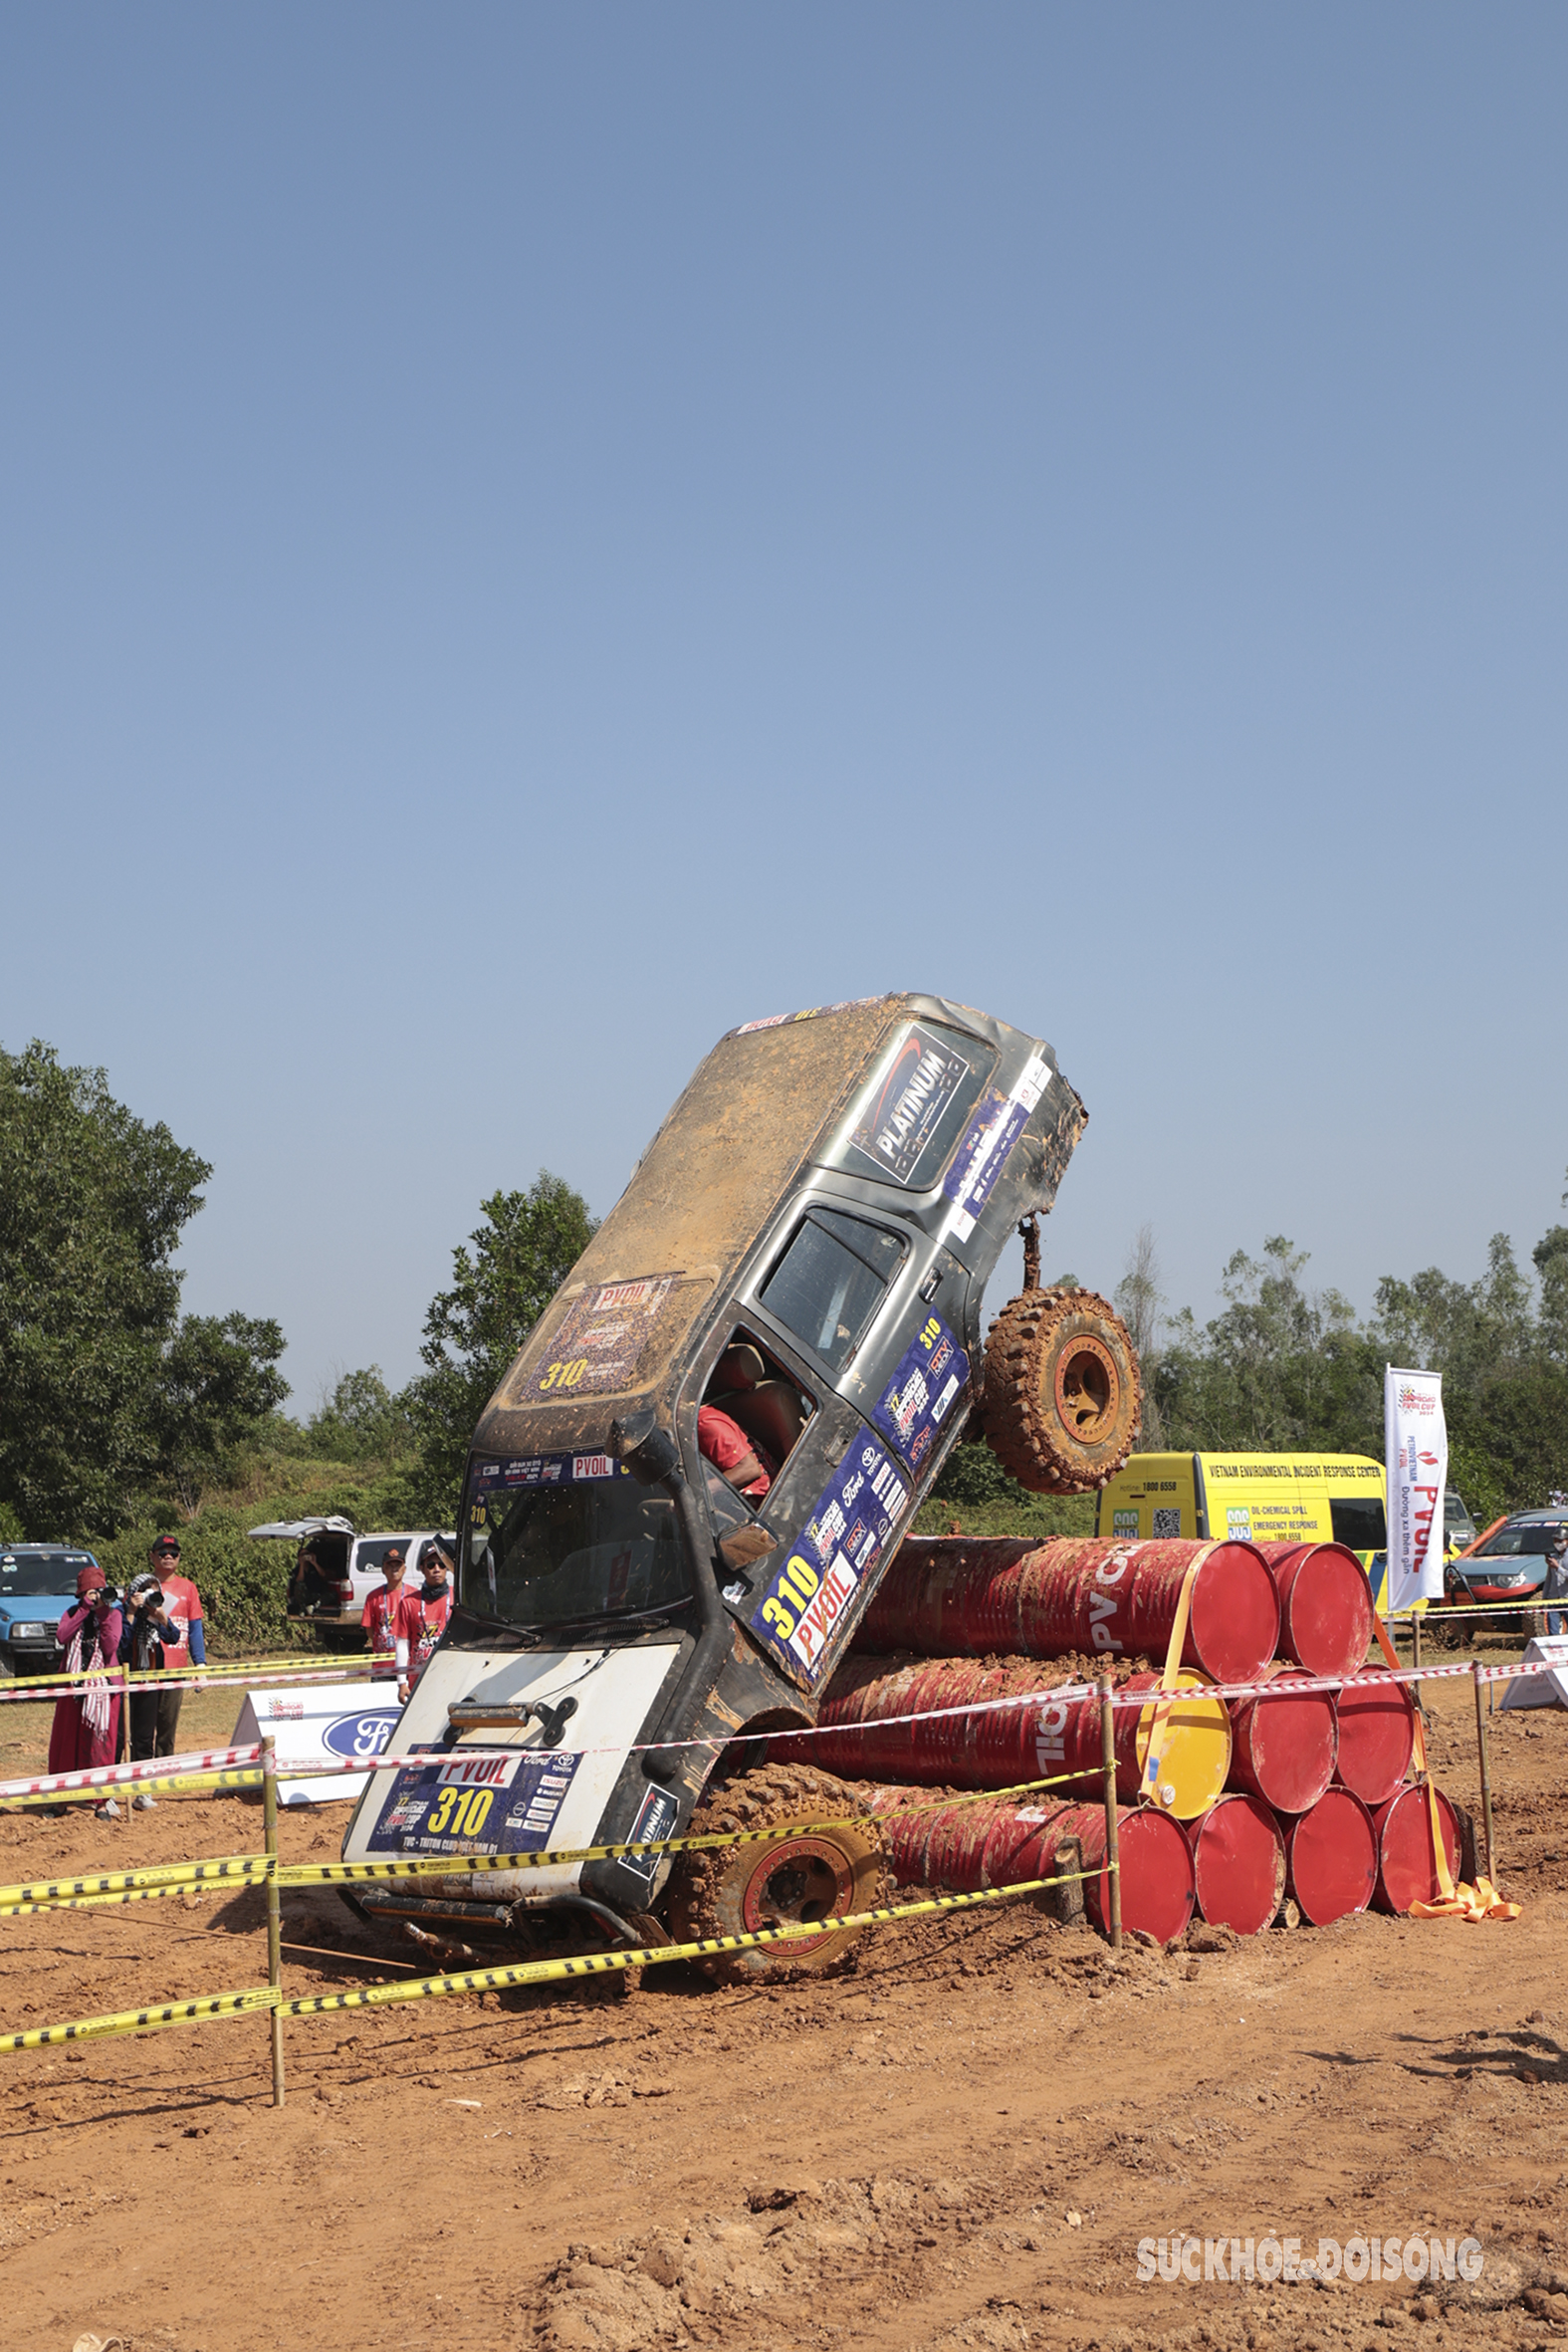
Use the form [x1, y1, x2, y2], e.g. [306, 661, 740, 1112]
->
[340, 995, 1140, 1978]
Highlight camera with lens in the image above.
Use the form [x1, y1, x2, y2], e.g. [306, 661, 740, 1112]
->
[124, 1573, 165, 1615]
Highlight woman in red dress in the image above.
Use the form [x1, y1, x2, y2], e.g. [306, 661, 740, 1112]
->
[48, 1563, 124, 1808]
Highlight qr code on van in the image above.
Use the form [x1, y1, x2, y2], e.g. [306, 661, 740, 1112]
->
[1153, 1509, 1182, 1539]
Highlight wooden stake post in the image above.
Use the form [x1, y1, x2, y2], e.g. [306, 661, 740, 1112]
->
[1098, 1676, 1123, 1952]
[1471, 1664, 1495, 1884]
[262, 1734, 286, 2107]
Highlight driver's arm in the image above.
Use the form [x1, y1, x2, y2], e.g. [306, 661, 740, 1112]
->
[697, 1404, 769, 1495]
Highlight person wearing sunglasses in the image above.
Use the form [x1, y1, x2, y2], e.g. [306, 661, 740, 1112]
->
[142, 1535, 207, 1763]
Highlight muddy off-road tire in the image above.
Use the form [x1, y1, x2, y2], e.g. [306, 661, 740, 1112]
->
[665, 1764, 889, 1986]
[981, 1286, 1142, 1496]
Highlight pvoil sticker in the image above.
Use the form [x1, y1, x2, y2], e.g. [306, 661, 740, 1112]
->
[944, 1052, 1051, 1240]
[872, 1312, 972, 1469]
[750, 1436, 909, 1688]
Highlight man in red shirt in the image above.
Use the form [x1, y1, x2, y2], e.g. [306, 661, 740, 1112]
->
[145, 1534, 206, 1760]
[697, 1406, 776, 1500]
[361, 1547, 421, 1691]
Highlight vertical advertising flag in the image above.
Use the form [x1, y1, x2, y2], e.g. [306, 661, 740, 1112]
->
[1384, 1366, 1449, 1615]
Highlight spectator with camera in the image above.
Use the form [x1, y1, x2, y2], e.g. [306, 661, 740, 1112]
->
[143, 1533, 206, 1754]
[117, 1568, 186, 1810]
[49, 1564, 125, 1814]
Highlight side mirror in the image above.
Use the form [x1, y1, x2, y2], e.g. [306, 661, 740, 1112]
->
[609, 1410, 682, 1488]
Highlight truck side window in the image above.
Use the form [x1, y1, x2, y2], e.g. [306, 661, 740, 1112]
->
[759, 1209, 905, 1374]
[1330, 1496, 1388, 1551]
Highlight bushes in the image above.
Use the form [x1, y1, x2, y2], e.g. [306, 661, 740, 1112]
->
[95, 1511, 296, 1652]
[915, 1438, 1096, 1538]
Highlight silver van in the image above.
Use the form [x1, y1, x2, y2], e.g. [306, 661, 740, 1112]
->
[249, 1517, 456, 1649]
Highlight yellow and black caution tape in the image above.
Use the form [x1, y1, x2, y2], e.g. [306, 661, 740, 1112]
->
[0, 1767, 1095, 1916]
[0, 1766, 1100, 1918]
[2, 1986, 279, 2053]
[0, 1766, 264, 1815]
[279, 1871, 1092, 2015]
[2, 1880, 234, 1920]
[0, 1852, 272, 1913]
[2, 1866, 1100, 2050]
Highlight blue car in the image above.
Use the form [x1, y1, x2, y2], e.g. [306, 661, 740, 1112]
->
[1440, 1510, 1568, 1641]
[0, 1544, 101, 1677]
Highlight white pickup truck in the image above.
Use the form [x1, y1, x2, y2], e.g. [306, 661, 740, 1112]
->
[250, 1517, 457, 1650]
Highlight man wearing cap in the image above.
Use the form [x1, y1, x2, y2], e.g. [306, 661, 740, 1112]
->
[405, 1543, 456, 1699]
[361, 1546, 420, 1690]
[144, 1535, 206, 1758]
[1543, 1527, 1568, 1638]
[48, 1565, 124, 1811]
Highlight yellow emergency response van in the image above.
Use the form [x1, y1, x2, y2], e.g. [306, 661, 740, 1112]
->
[1095, 1452, 1388, 1554]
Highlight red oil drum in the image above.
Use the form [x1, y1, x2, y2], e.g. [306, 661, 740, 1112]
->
[1227, 1667, 1338, 1813]
[885, 1791, 1195, 1945]
[855, 1537, 1036, 1654]
[1185, 1795, 1286, 1937]
[1371, 1784, 1462, 1915]
[1282, 1787, 1378, 1925]
[1012, 1538, 1280, 1683]
[1333, 1670, 1418, 1806]
[890, 1795, 1008, 1891]
[854, 1534, 1279, 1682]
[1254, 1542, 1374, 1680]
[815, 1660, 1230, 1818]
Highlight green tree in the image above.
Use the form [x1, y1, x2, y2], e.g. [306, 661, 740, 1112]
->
[153, 1311, 289, 1513]
[1115, 1223, 1167, 1447]
[406, 1173, 598, 1512]
[1155, 1237, 1376, 1456]
[1152, 1216, 1568, 1517]
[0, 1040, 288, 1534]
[304, 1364, 415, 1463]
[1532, 1171, 1568, 1365]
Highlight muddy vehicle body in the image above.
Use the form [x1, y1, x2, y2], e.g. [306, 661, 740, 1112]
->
[341, 994, 1139, 1975]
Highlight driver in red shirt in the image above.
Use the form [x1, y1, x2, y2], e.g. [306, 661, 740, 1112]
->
[698, 1406, 776, 1501]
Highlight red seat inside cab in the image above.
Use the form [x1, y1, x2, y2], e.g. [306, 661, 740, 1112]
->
[705, 1339, 809, 1471]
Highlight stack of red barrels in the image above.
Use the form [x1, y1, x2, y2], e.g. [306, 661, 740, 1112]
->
[812, 1532, 1462, 1947]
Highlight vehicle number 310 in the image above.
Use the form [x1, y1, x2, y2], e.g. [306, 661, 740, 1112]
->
[427, 1785, 495, 1838]
[761, 1554, 822, 1641]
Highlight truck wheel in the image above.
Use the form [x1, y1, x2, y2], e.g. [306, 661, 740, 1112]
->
[665, 1764, 889, 1985]
[981, 1286, 1142, 1495]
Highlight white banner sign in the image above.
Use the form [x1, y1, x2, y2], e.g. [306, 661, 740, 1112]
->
[230, 1684, 403, 1806]
[1384, 1365, 1448, 1614]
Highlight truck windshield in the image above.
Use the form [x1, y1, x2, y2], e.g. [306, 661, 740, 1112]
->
[1473, 1522, 1567, 1558]
[461, 1453, 690, 1629]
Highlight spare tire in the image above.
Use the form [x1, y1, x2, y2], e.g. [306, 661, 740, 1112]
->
[981, 1287, 1142, 1495]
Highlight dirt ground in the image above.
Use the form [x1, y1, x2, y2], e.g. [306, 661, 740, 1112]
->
[4, 1660, 1568, 2352]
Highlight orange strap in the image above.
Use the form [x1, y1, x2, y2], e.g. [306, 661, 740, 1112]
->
[1411, 1876, 1521, 1923]
[1372, 1610, 1461, 1909]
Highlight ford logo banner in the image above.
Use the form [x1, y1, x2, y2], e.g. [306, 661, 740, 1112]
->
[322, 1713, 397, 1762]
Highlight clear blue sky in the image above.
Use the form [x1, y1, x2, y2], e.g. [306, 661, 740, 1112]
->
[4, 6, 1565, 1411]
